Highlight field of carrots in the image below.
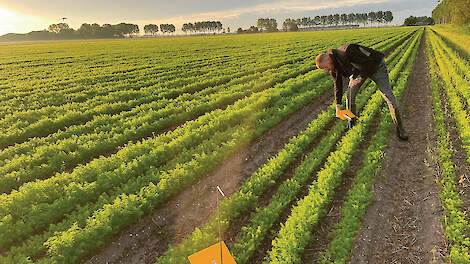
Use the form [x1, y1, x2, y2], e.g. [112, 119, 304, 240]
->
[0, 25, 468, 263]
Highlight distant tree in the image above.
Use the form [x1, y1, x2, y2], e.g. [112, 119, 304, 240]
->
[376, 11, 384, 25]
[404, 16, 434, 26]
[257, 18, 278, 32]
[160, 24, 175, 34]
[314, 16, 321, 27]
[227, 27, 230, 33]
[48, 23, 70, 34]
[248, 26, 259, 33]
[282, 18, 298, 31]
[384, 11, 393, 24]
[368, 11, 377, 27]
[340, 13, 348, 25]
[237, 27, 243, 34]
[348, 13, 356, 25]
[321, 15, 328, 26]
[144, 24, 158, 36]
[333, 14, 340, 26]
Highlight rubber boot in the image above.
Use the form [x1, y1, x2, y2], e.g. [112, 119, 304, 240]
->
[395, 109, 408, 141]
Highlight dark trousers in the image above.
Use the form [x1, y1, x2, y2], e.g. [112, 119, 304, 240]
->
[344, 58, 399, 124]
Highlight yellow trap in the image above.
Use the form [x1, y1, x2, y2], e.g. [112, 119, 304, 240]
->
[337, 109, 356, 120]
[188, 241, 236, 264]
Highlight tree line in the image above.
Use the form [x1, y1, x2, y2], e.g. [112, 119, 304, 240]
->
[403, 16, 435, 26]
[181, 21, 223, 34]
[143, 24, 177, 35]
[237, 11, 393, 33]
[432, 0, 470, 24]
[287, 11, 394, 29]
[48, 22, 140, 38]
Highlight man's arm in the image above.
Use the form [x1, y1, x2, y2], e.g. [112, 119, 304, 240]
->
[332, 70, 343, 116]
[332, 70, 343, 105]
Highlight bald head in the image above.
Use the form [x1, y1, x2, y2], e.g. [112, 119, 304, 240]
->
[315, 53, 334, 72]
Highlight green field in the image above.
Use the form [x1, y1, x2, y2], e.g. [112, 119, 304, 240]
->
[0, 26, 468, 264]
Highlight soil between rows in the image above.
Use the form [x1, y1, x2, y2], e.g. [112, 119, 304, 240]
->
[348, 31, 447, 264]
[84, 80, 334, 264]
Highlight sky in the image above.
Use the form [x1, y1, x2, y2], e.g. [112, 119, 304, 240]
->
[0, 0, 438, 35]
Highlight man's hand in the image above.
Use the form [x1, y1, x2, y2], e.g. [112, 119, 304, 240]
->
[335, 104, 342, 118]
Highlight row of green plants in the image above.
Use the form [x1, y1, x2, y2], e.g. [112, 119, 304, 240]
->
[429, 31, 469, 107]
[317, 28, 422, 264]
[427, 29, 470, 263]
[428, 29, 470, 163]
[153, 29, 418, 264]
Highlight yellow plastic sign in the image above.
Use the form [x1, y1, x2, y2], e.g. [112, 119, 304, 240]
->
[337, 109, 356, 120]
[188, 241, 237, 264]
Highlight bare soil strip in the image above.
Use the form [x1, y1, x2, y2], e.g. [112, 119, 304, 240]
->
[84, 83, 334, 264]
[348, 33, 447, 264]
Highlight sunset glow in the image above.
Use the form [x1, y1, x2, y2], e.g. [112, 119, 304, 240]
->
[0, 7, 49, 35]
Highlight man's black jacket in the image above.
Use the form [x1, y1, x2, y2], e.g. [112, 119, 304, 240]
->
[327, 43, 385, 105]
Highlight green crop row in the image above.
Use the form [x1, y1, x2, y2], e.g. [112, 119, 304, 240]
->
[429, 31, 469, 106]
[428, 29, 470, 164]
[426, 29, 470, 263]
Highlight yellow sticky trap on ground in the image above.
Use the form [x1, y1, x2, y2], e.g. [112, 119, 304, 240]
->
[338, 109, 356, 120]
[188, 241, 237, 264]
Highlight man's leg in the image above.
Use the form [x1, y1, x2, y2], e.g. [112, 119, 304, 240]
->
[370, 59, 408, 140]
[346, 76, 364, 129]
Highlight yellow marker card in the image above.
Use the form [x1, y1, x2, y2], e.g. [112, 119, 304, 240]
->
[188, 241, 237, 264]
[337, 109, 356, 120]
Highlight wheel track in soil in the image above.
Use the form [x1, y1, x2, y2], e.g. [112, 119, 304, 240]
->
[347, 30, 447, 264]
